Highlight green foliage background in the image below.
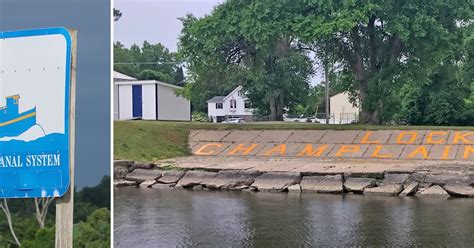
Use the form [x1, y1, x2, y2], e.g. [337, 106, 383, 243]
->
[175, 0, 474, 125]
[0, 176, 110, 247]
[114, 41, 185, 86]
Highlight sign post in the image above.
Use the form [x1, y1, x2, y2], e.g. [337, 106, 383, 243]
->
[55, 29, 76, 248]
[0, 27, 75, 247]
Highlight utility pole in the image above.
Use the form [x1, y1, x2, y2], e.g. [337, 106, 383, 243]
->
[325, 61, 330, 124]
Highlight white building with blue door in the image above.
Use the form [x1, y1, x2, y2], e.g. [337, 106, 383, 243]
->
[114, 71, 191, 121]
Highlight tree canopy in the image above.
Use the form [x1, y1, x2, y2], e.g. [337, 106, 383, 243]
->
[0, 176, 111, 247]
[114, 41, 184, 85]
[178, 0, 473, 125]
[179, 1, 314, 120]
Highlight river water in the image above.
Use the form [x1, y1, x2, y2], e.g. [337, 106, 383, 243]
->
[115, 187, 474, 247]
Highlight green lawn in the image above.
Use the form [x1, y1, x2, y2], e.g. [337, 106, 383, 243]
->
[114, 120, 474, 162]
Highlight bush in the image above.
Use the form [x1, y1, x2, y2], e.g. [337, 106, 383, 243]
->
[192, 111, 209, 122]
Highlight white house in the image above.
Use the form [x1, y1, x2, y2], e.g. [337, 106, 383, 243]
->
[330, 92, 359, 124]
[207, 86, 253, 122]
[114, 71, 191, 121]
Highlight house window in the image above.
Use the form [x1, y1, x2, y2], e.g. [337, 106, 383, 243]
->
[230, 99, 237, 109]
[244, 100, 251, 109]
[237, 91, 241, 96]
[216, 103, 223, 109]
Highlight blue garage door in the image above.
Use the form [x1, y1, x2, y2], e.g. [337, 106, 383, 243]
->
[132, 85, 142, 118]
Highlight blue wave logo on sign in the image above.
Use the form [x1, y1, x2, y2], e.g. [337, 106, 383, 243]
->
[0, 27, 72, 198]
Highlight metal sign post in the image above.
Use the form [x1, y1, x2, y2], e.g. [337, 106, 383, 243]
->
[0, 27, 75, 247]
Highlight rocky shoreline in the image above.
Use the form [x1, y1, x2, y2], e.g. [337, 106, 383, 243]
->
[114, 160, 474, 198]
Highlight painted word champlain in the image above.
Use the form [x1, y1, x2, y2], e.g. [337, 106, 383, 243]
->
[192, 130, 474, 160]
[0, 28, 72, 198]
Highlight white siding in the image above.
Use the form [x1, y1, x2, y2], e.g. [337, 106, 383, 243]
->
[157, 85, 190, 121]
[207, 86, 253, 122]
[142, 84, 156, 120]
[113, 85, 119, 120]
[223, 88, 252, 116]
[118, 85, 133, 120]
[208, 102, 226, 122]
[115, 79, 191, 121]
[330, 92, 359, 124]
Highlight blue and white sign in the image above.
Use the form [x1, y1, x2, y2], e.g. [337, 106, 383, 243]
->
[0, 28, 72, 198]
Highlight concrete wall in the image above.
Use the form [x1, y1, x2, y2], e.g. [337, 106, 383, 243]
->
[157, 85, 190, 121]
[189, 130, 474, 161]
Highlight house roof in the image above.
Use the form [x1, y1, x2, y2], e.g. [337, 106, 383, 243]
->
[114, 71, 137, 81]
[114, 79, 184, 90]
[223, 86, 243, 101]
[207, 86, 244, 103]
[113, 71, 184, 90]
[207, 96, 225, 103]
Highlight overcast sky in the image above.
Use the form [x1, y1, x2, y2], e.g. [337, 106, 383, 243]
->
[114, 0, 222, 51]
[0, 0, 111, 188]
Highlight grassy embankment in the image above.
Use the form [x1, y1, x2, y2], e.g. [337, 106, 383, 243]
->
[114, 120, 474, 162]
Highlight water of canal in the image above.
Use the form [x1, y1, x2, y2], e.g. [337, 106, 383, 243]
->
[115, 187, 474, 247]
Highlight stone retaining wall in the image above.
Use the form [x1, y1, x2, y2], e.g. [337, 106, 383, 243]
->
[114, 160, 474, 198]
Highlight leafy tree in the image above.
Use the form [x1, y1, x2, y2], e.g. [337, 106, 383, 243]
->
[179, 1, 314, 120]
[114, 42, 183, 85]
[73, 208, 110, 248]
[74, 202, 98, 224]
[22, 226, 55, 248]
[76, 176, 110, 210]
[0, 200, 21, 246]
[174, 67, 185, 86]
[0, 176, 111, 247]
[293, 0, 472, 124]
[178, 0, 474, 125]
[398, 64, 470, 125]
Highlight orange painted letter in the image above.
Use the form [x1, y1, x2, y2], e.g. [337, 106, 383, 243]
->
[408, 146, 429, 159]
[463, 146, 474, 159]
[397, 131, 417, 144]
[228, 143, 258, 155]
[335, 145, 360, 157]
[426, 131, 448, 144]
[262, 144, 287, 156]
[297, 144, 328, 157]
[360, 131, 380, 144]
[452, 132, 474, 144]
[441, 146, 451, 160]
[195, 143, 223, 155]
[371, 145, 393, 158]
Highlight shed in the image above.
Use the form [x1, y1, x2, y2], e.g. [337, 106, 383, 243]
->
[113, 71, 190, 121]
[330, 92, 359, 124]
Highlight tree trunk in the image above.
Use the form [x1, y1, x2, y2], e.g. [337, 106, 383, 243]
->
[34, 197, 53, 229]
[351, 26, 378, 124]
[269, 94, 284, 121]
[358, 84, 371, 124]
[269, 96, 277, 121]
[1, 199, 21, 247]
[276, 94, 284, 121]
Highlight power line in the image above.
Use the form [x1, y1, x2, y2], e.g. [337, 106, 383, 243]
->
[114, 61, 184, 65]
